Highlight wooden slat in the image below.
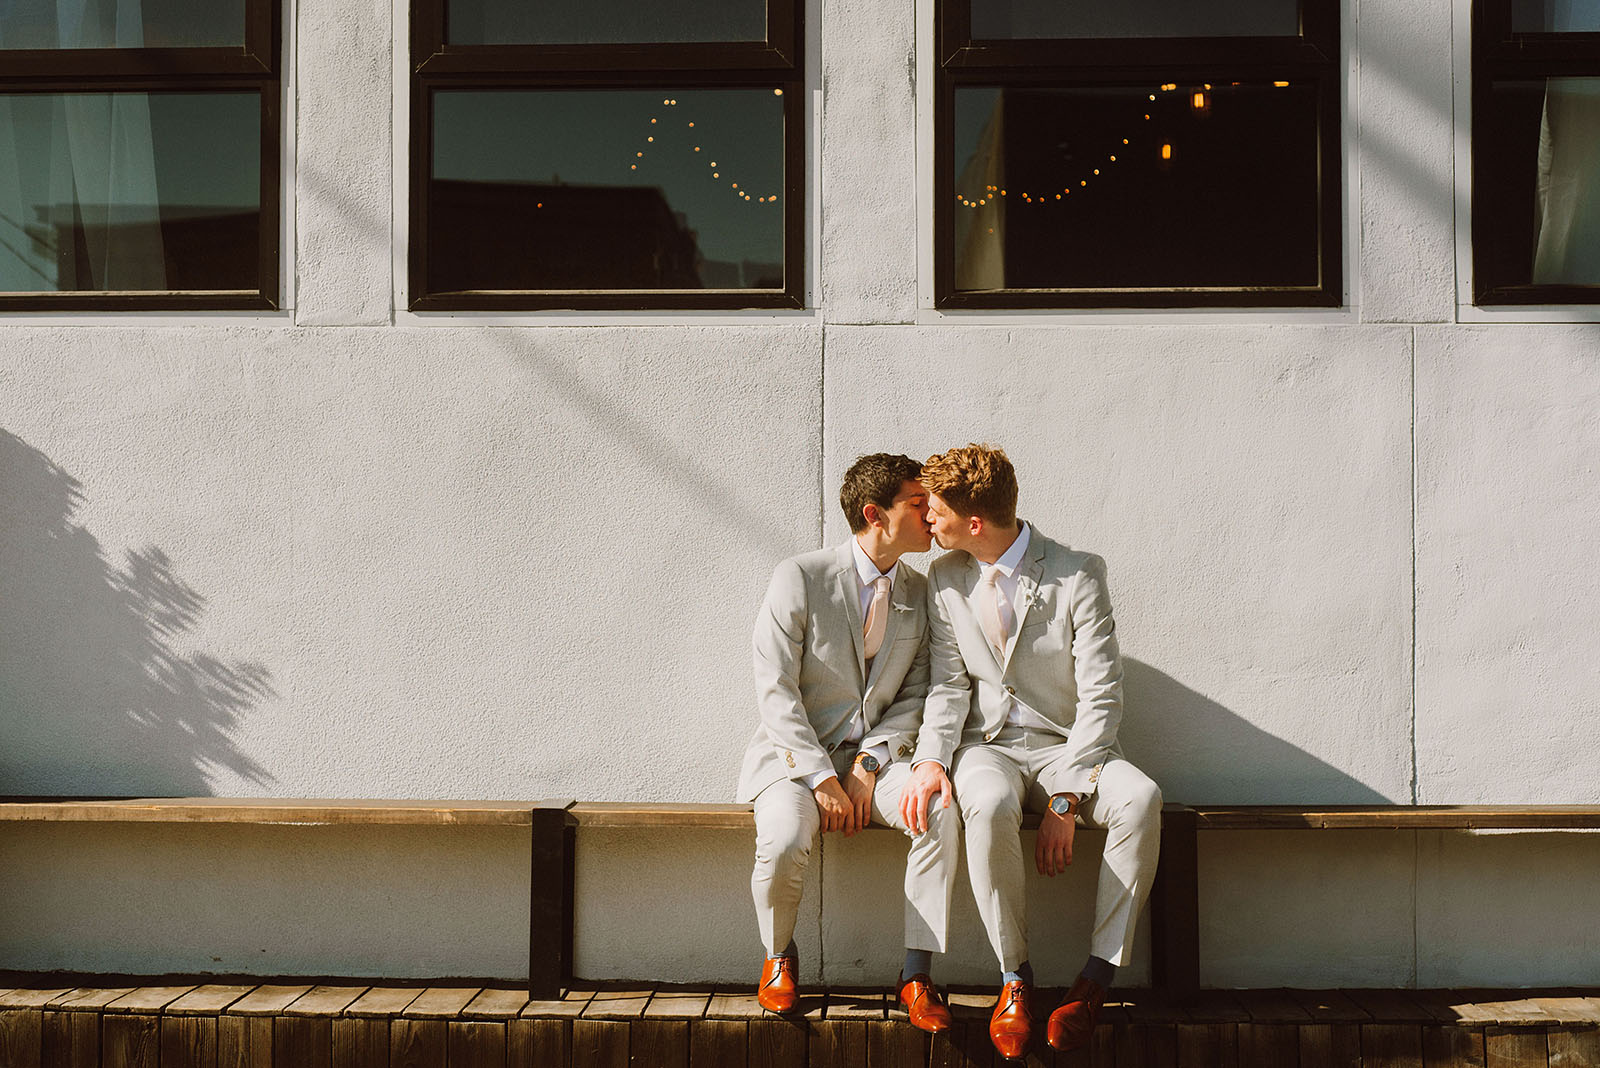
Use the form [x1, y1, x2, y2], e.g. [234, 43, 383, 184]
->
[1298, 1023, 1360, 1068]
[390, 1018, 446, 1068]
[1234, 990, 1312, 1024]
[705, 990, 767, 1020]
[48, 988, 137, 1011]
[1177, 1021, 1235, 1068]
[751, 1018, 809, 1066]
[1125, 992, 1194, 1024]
[1290, 991, 1370, 1024]
[273, 1017, 331, 1068]
[1450, 998, 1559, 1027]
[218, 1015, 273, 1068]
[284, 987, 368, 1018]
[42, 1009, 98, 1068]
[160, 1016, 217, 1068]
[462, 988, 530, 1019]
[1093, 1021, 1119, 1067]
[104, 1014, 161, 1068]
[1362, 1024, 1424, 1068]
[928, 1020, 990, 1068]
[1190, 805, 1600, 829]
[402, 987, 481, 1019]
[227, 987, 313, 1017]
[632, 1019, 689, 1068]
[1532, 998, 1600, 1024]
[508, 1018, 569, 1068]
[644, 991, 711, 1019]
[522, 989, 593, 1019]
[1484, 1028, 1548, 1068]
[330, 1018, 388, 1068]
[1548, 1029, 1600, 1068]
[1423, 1026, 1485, 1068]
[1347, 991, 1437, 1025]
[0, 990, 75, 1009]
[104, 986, 196, 1014]
[447, 1020, 506, 1068]
[571, 1019, 628, 1068]
[167, 987, 258, 1016]
[690, 1018, 747, 1068]
[867, 1021, 928, 1068]
[345, 988, 424, 1018]
[823, 992, 885, 1021]
[809, 1020, 864, 1068]
[0, 797, 539, 826]
[582, 990, 653, 1020]
[1238, 1022, 1299, 1067]
[1189, 991, 1252, 1024]
[0, 1010, 43, 1068]
[1117, 1021, 1153, 1068]
[567, 802, 754, 829]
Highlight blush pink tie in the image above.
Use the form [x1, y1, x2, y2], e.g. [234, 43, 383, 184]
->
[978, 567, 1010, 660]
[862, 575, 892, 660]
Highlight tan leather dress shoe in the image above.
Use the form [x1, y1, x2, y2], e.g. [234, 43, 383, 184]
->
[757, 955, 799, 1014]
[989, 979, 1032, 1060]
[897, 973, 952, 1034]
[1046, 975, 1107, 1051]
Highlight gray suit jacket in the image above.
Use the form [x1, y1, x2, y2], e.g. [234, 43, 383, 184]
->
[737, 541, 930, 802]
[916, 526, 1123, 798]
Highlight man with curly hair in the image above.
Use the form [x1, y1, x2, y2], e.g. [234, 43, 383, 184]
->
[900, 443, 1162, 1061]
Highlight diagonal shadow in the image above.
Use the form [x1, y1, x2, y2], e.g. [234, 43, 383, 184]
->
[0, 430, 275, 795]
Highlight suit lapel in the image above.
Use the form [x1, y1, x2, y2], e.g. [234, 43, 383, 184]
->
[835, 541, 867, 685]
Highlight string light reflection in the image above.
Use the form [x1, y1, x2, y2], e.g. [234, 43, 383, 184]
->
[623, 96, 779, 208]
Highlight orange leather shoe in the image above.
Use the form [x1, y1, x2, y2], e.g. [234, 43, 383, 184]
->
[1046, 975, 1106, 1052]
[757, 955, 799, 1014]
[897, 973, 952, 1034]
[989, 979, 1033, 1060]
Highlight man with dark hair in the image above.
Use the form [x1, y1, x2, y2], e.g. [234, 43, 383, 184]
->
[902, 443, 1162, 1061]
[737, 453, 959, 1031]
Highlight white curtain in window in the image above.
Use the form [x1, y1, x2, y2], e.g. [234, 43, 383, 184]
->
[1532, 77, 1600, 286]
[955, 93, 1006, 290]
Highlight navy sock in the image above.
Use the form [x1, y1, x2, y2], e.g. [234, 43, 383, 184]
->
[771, 940, 797, 961]
[1001, 960, 1034, 986]
[903, 948, 933, 979]
[1080, 955, 1115, 988]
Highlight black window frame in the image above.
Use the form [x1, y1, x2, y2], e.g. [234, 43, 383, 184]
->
[408, 0, 806, 311]
[1472, 0, 1600, 305]
[933, 1, 1343, 309]
[0, 2, 282, 312]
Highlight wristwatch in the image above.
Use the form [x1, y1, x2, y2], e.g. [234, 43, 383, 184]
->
[854, 752, 881, 773]
[1048, 792, 1080, 818]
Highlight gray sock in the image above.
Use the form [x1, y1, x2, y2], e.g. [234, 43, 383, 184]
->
[903, 948, 933, 979]
[1080, 955, 1115, 988]
[1001, 960, 1034, 986]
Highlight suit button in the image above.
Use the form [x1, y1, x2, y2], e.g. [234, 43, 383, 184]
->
[1005, 685, 1016, 695]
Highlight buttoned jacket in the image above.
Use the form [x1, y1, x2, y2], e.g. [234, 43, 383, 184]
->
[915, 527, 1123, 798]
[737, 541, 930, 802]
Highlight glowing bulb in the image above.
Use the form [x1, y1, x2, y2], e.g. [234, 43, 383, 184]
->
[1054, 194, 1061, 200]
[647, 136, 653, 142]
[1000, 189, 1006, 196]
[1093, 168, 1099, 174]
[1123, 138, 1130, 144]
[732, 182, 738, 188]
[1274, 80, 1290, 87]
[694, 146, 701, 152]
[1161, 143, 1172, 160]
[1191, 91, 1206, 109]
[1109, 155, 1116, 161]
[688, 122, 695, 127]
[662, 98, 670, 105]
[630, 164, 637, 170]
[670, 98, 677, 105]
[713, 172, 720, 178]
[536, 202, 542, 208]
[773, 88, 783, 96]
[636, 151, 644, 157]
[711, 161, 717, 167]
[1080, 180, 1087, 186]
[1144, 114, 1151, 120]
[650, 118, 656, 124]
[1149, 94, 1156, 101]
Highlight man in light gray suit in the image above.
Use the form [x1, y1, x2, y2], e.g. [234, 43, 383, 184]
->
[737, 454, 959, 1031]
[901, 444, 1162, 1061]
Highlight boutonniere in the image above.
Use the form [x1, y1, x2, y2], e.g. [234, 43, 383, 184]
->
[892, 602, 916, 612]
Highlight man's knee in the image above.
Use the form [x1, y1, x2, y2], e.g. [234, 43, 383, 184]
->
[1110, 775, 1163, 830]
[957, 776, 1022, 828]
[754, 807, 819, 871]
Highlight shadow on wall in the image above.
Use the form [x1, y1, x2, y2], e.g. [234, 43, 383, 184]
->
[1120, 658, 1390, 804]
[0, 431, 275, 796]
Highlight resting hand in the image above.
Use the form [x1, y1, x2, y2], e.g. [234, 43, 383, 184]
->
[898, 761, 952, 836]
[1036, 806, 1076, 876]
[813, 777, 856, 834]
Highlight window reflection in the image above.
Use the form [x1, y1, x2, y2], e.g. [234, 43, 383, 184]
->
[428, 89, 785, 292]
[970, 0, 1300, 40]
[0, 0, 244, 49]
[446, 0, 766, 44]
[1510, 0, 1600, 33]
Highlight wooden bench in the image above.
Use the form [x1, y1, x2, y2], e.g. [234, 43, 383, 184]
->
[6, 798, 1599, 1001]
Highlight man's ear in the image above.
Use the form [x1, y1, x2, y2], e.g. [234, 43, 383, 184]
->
[969, 515, 984, 537]
[862, 503, 881, 529]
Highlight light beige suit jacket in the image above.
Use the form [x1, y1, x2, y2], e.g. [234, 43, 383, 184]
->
[737, 541, 930, 802]
[916, 526, 1123, 799]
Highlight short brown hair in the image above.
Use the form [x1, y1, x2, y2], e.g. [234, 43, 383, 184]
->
[840, 453, 923, 534]
[921, 444, 1018, 527]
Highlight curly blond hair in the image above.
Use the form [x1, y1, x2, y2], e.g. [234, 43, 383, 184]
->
[921, 443, 1017, 527]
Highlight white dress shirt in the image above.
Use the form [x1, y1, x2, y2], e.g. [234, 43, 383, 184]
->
[801, 539, 897, 789]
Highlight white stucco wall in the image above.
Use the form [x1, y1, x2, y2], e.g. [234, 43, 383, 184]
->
[3, 0, 1598, 990]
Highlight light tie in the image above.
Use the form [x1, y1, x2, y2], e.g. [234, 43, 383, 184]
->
[862, 575, 892, 660]
[979, 567, 1011, 660]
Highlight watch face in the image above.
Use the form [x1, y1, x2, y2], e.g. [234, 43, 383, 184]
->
[1050, 795, 1073, 816]
[859, 754, 879, 772]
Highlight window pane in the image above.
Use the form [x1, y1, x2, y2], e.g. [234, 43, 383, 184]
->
[0, 0, 244, 49]
[1510, 0, 1600, 33]
[1479, 78, 1600, 287]
[0, 92, 261, 293]
[970, 0, 1300, 40]
[446, 0, 766, 45]
[951, 83, 1322, 292]
[429, 89, 786, 292]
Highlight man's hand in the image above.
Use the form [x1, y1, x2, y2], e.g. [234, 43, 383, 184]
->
[813, 777, 856, 835]
[899, 761, 953, 836]
[1036, 806, 1076, 876]
[843, 764, 876, 836]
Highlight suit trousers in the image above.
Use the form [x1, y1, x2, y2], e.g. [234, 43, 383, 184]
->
[751, 756, 960, 957]
[951, 725, 1161, 972]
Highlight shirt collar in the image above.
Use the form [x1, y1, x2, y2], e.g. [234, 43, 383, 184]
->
[851, 537, 899, 588]
[983, 521, 1031, 579]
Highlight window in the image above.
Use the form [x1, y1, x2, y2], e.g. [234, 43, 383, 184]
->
[935, 0, 1342, 308]
[0, 0, 281, 311]
[409, 0, 804, 311]
[1473, 0, 1600, 304]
